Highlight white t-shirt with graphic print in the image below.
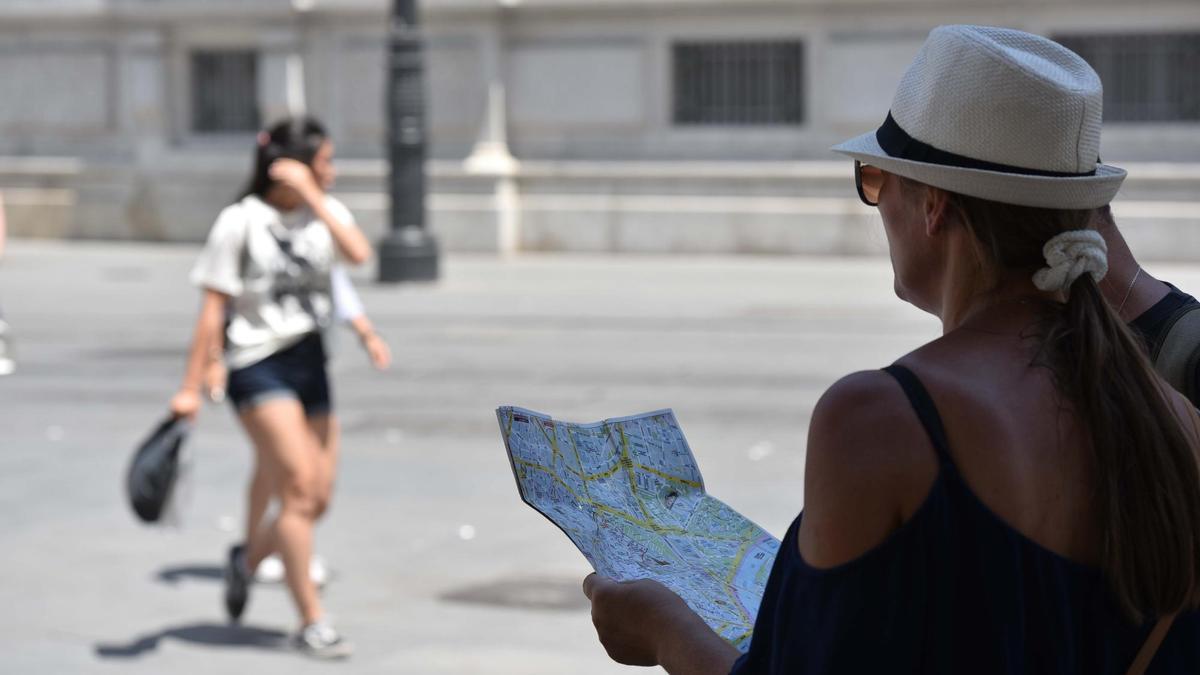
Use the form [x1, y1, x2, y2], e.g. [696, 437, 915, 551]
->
[190, 194, 355, 370]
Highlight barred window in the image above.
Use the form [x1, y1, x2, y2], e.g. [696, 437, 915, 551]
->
[191, 50, 260, 133]
[1055, 33, 1200, 123]
[673, 40, 804, 126]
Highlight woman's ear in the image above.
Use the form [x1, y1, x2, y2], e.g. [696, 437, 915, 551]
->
[923, 187, 952, 238]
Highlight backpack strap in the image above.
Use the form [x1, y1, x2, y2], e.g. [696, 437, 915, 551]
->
[1152, 303, 1200, 405]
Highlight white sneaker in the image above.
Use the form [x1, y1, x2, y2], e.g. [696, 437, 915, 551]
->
[255, 554, 329, 587]
[293, 619, 352, 660]
[309, 555, 329, 586]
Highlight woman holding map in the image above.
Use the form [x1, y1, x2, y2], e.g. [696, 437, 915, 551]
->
[583, 26, 1200, 673]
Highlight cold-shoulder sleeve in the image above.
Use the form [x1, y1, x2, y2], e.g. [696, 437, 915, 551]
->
[729, 509, 937, 675]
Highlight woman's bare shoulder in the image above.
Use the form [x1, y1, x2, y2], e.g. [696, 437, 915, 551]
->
[798, 369, 941, 569]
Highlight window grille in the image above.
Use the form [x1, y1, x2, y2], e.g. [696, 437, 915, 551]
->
[1055, 33, 1200, 122]
[673, 40, 804, 126]
[191, 50, 260, 133]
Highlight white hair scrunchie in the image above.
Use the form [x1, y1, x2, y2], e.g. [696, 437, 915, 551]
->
[1032, 229, 1108, 295]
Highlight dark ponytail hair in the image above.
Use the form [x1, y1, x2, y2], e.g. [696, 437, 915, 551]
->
[239, 116, 329, 200]
[942, 188, 1200, 621]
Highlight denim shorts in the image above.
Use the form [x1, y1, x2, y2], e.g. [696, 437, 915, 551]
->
[226, 332, 332, 417]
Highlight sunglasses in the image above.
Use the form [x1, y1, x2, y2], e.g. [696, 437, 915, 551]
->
[855, 160, 884, 207]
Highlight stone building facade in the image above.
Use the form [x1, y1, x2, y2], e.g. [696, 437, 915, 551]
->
[1, 0, 1198, 257]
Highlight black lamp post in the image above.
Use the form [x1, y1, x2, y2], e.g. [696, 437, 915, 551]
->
[378, 0, 439, 282]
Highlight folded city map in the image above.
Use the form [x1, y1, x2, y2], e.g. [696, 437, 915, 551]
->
[496, 406, 780, 652]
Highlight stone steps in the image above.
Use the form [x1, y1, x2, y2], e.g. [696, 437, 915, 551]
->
[3, 158, 1198, 260]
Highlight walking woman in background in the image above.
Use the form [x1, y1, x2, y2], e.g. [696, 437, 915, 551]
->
[583, 26, 1200, 674]
[208, 264, 392, 588]
[170, 117, 371, 659]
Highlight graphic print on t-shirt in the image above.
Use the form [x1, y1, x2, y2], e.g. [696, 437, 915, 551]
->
[265, 225, 332, 329]
[192, 194, 351, 369]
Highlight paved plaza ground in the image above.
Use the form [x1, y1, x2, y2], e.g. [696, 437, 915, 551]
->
[3, 240, 1198, 674]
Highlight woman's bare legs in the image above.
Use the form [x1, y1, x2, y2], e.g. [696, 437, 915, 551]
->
[246, 456, 276, 554]
[239, 398, 324, 625]
[243, 413, 339, 565]
[307, 414, 340, 518]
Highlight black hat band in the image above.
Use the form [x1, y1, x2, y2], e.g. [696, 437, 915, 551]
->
[875, 112, 1098, 178]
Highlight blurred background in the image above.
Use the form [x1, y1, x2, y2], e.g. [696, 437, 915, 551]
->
[0, 1, 1197, 673]
[1, 0, 1197, 256]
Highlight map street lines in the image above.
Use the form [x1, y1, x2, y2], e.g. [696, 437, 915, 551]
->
[497, 406, 780, 652]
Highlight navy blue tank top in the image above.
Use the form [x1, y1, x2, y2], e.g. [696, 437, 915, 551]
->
[731, 365, 1200, 674]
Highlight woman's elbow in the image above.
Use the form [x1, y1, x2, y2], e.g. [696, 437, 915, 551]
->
[344, 242, 373, 266]
[349, 248, 372, 266]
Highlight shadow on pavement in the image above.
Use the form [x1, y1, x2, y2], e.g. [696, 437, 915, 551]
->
[94, 622, 289, 658]
[155, 561, 339, 588]
[439, 575, 590, 612]
[156, 564, 223, 584]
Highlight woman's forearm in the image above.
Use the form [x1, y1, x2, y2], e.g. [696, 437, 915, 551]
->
[348, 314, 375, 340]
[348, 312, 391, 370]
[307, 192, 372, 265]
[658, 615, 741, 675]
[180, 290, 227, 391]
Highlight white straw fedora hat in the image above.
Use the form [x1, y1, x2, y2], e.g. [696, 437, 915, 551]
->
[832, 25, 1125, 210]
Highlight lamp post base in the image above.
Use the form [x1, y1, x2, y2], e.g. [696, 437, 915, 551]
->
[377, 226, 439, 283]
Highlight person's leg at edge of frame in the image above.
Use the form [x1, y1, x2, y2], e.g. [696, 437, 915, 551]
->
[239, 398, 324, 626]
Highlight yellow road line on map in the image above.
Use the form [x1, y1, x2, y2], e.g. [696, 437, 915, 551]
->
[581, 423, 623, 480]
[591, 504, 750, 546]
[566, 431, 594, 501]
[516, 458, 730, 540]
[560, 431, 584, 478]
[513, 458, 586, 502]
[616, 425, 655, 522]
[535, 420, 566, 465]
[518, 425, 762, 638]
[515, 458, 704, 539]
[537, 421, 602, 484]
[592, 503, 690, 535]
[700, 613, 752, 644]
[542, 422, 625, 482]
[633, 463, 703, 489]
[724, 538, 754, 585]
[584, 463, 622, 481]
[516, 418, 752, 582]
[559, 429, 620, 481]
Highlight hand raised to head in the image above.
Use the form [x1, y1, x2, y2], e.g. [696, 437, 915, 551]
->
[268, 158, 321, 199]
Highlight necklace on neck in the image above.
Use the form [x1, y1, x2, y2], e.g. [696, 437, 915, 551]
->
[1117, 267, 1142, 316]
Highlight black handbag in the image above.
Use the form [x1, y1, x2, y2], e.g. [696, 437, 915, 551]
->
[126, 415, 191, 523]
